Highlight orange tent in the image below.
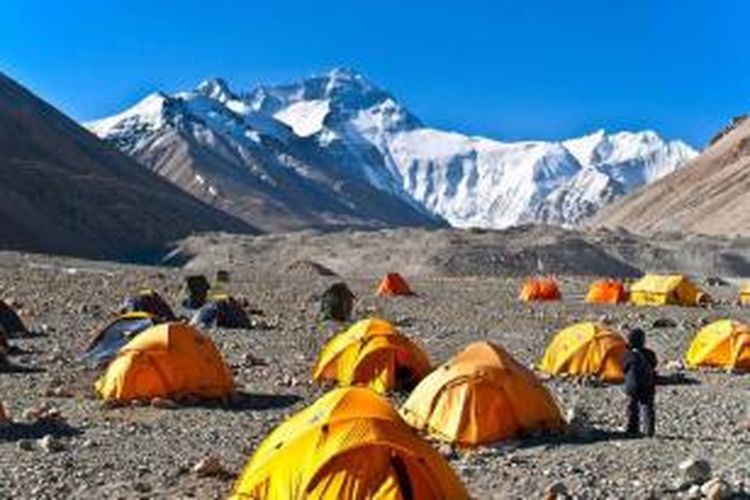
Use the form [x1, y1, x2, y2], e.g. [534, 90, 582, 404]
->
[585, 280, 629, 304]
[401, 341, 563, 446]
[231, 387, 468, 499]
[95, 322, 234, 402]
[312, 318, 431, 393]
[539, 322, 627, 382]
[376, 273, 413, 296]
[519, 278, 561, 302]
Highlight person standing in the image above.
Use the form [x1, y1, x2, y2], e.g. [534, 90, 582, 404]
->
[622, 328, 658, 437]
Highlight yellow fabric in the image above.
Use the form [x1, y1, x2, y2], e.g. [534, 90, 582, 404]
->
[685, 319, 750, 371]
[231, 387, 468, 500]
[739, 283, 750, 306]
[630, 274, 707, 306]
[539, 322, 627, 382]
[401, 342, 563, 446]
[312, 318, 431, 393]
[94, 322, 234, 402]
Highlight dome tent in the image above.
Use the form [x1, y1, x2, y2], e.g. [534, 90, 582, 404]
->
[519, 278, 561, 302]
[539, 322, 627, 382]
[401, 341, 563, 446]
[231, 387, 468, 500]
[312, 318, 431, 394]
[585, 279, 629, 304]
[95, 322, 234, 402]
[376, 273, 414, 296]
[686, 319, 750, 372]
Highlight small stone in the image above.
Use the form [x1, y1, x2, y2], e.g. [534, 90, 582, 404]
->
[686, 484, 702, 499]
[17, 439, 34, 451]
[150, 397, 179, 409]
[543, 480, 568, 500]
[679, 458, 711, 484]
[191, 455, 226, 478]
[652, 317, 678, 328]
[663, 360, 684, 371]
[437, 443, 457, 459]
[701, 477, 731, 500]
[38, 435, 65, 453]
[0, 401, 10, 423]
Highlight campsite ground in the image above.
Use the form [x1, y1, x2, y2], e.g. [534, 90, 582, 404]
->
[0, 249, 749, 499]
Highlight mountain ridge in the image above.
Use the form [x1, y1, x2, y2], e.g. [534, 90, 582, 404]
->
[89, 68, 698, 230]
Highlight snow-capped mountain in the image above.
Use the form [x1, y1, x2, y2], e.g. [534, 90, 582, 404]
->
[87, 75, 441, 232]
[89, 68, 697, 230]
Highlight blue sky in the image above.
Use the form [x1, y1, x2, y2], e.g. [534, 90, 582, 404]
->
[3, 0, 749, 147]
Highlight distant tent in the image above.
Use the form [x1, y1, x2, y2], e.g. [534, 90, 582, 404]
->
[376, 273, 414, 296]
[0, 300, 27, 337]
[585, 280, 629, 304]
[312, 318, 431, 393]
[231, 387, 468, 500]
[95, 322, 234, 402]
[630, 274, 709, 307]
[685, 319, 750, 372]
[519, 278, 561, 302]
[401, 341, 564, 446]
[191, 293, 251, 329]
[82, 312, 156, 366]
[539, 322, 627, 382]
[739, 283, 750, 306]
[121, 289, 176, 321]
[319, 282, 356, 322]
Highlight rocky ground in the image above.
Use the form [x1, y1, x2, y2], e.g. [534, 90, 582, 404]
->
[0, 249, 749, 499]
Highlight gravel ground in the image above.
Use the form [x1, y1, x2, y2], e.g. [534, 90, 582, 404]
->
[1, 254, 749, 499]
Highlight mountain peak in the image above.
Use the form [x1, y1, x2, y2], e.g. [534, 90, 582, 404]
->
[196, 77, 235, 102]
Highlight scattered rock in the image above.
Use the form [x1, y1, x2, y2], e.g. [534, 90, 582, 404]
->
[242, 353, 268, 367]
[0, 401, 10, 423]
[678, 458, 711, 485]
[663, 360, 684, 371]
[437, 443, 457, 459]
[150, 397, 179, 410]
[701, 477, 731, 500]
[704, 276, 729, 287]
[17, 439, 34, 451]
[191, 456, 226, 478]
[38, 435, 65, 453]
[543, 480, 569, 499]
[652, 317, 678, 328]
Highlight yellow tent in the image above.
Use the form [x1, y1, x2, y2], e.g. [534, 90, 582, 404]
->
[401, 341, 563, 446]
[312, 318, 431, 393]
[95, 322, 234, 402]
[630, 274, 708, 306]
[685, 319, 750, 371]
[739, 283, 750, 306]
[231, 387, 468, 500]
[539, 322, 627, 382]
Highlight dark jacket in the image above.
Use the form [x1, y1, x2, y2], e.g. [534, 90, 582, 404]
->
[622, 347, 657, 397]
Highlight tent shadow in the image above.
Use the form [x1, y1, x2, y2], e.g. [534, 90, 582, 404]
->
[225, 391, 302, 411]
[508, 427, 633, 450]
[0, 420, 82, 443]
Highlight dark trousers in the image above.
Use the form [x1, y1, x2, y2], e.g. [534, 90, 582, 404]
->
[627, 392, 655, 437]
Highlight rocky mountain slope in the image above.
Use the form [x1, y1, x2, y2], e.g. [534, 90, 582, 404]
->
[0, 73, 254, 261]
[90, 69, 697, 231]
[88, 78, 441, 232]
[594, 116, 750, 236]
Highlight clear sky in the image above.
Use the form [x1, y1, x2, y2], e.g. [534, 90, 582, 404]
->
[3, 0, 749, 147]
